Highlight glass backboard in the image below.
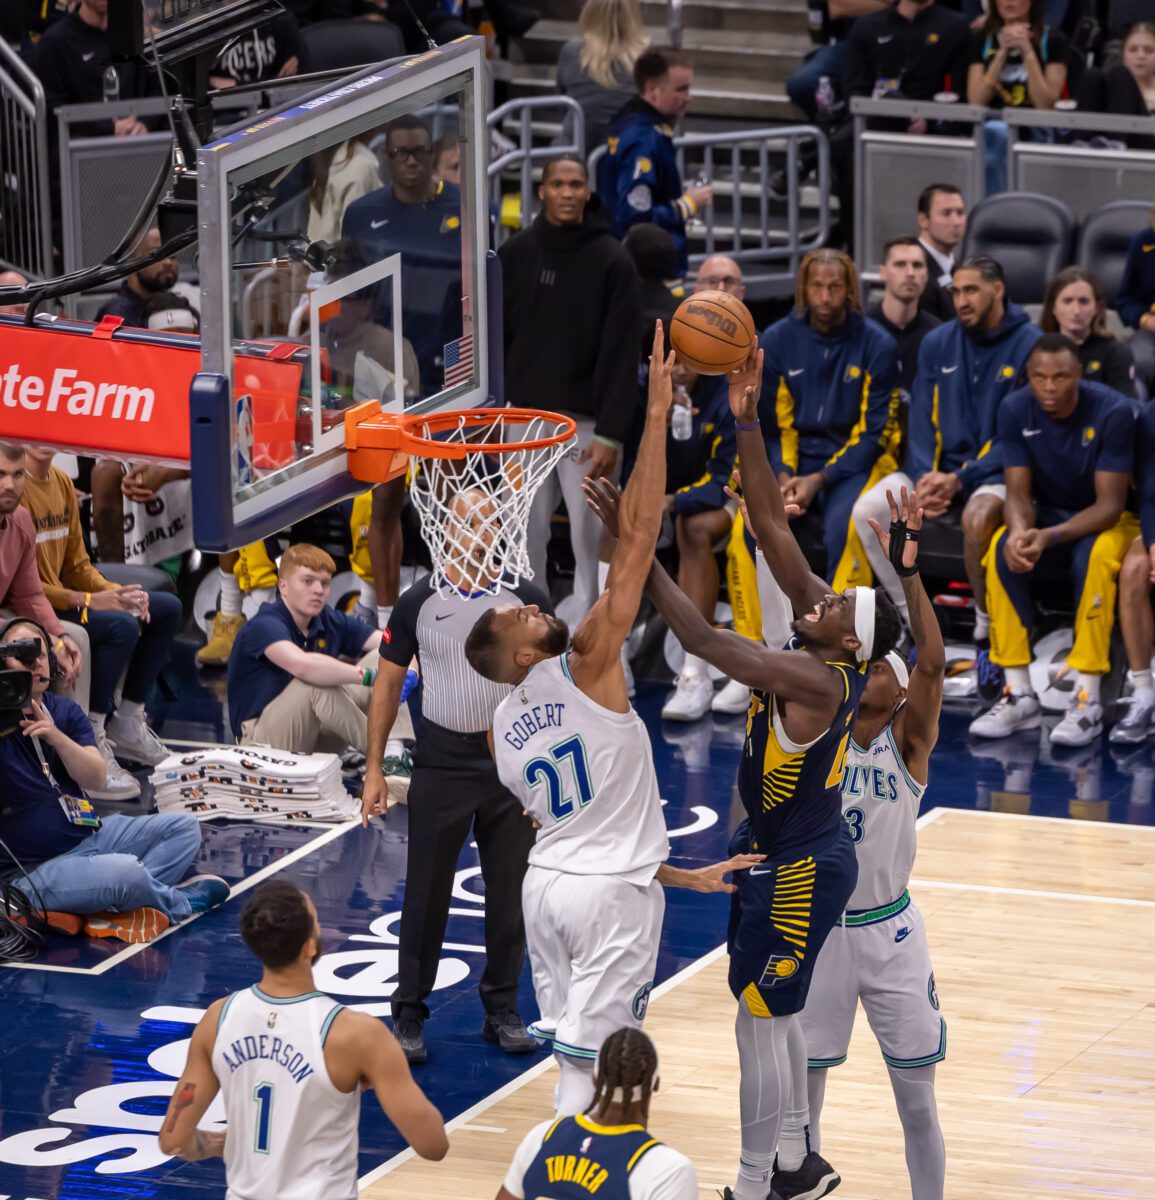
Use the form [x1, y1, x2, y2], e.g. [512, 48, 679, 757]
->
[193, 38, 492, 551]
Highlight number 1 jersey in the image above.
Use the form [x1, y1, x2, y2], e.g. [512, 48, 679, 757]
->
[492, 654, 670, 886]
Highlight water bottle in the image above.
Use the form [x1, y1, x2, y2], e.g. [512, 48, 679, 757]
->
[102, 65, 119, 104]
[687, 168, 709, 236]
[671, 387, 693, 441]
[815, 75, 836, 123]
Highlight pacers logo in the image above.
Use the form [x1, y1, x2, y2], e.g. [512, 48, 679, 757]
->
[632, 982, 653, 1021]
[759, 954, 799, 987]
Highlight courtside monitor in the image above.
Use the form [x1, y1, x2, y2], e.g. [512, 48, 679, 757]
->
[193, 37, 493, 551]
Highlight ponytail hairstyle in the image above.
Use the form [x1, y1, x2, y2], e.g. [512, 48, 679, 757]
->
[587, 1028, 660, 1116]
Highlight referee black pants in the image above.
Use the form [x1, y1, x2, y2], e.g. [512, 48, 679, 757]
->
[392, 719, 536, 1023]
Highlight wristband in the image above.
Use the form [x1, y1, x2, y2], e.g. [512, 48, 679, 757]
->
[1050, 526, 1062, 546]
[81, 593, 91, 624]
[362, 667, 377, 687]
[593, 435, 622, 450]
[735, 419, 760, 432]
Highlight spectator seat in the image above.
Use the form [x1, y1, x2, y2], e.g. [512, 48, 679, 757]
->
[298, 18, 404, 72]
[1075, 200, 1153, 309]
[960, 192, 1077, 307]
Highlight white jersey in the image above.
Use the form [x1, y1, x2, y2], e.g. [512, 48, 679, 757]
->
[212, 986, 359, 1200]
[492, 653, 670, 886]
[840, 723, 924, 910]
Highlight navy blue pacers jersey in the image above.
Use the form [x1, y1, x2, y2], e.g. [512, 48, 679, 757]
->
[521, 1115, 662, 1200]
[727, 641, 867, 1016]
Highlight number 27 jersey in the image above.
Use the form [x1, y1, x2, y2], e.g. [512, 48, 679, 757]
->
[491, 654, 670, 886]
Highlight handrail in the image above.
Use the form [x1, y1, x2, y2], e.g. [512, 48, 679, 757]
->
[486, 96, 585, 242]
[851, 94, 1155, 136]
[0, 39, 53, 281]
[589, 125, 830, 291]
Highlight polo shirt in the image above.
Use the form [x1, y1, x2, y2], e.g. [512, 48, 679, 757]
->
[227, 596, 376, 737]
[0, 693, 97, 868]
[998, 380, 1135, 516]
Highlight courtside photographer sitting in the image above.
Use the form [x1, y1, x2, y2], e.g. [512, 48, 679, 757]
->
[0, 619, 228, 942]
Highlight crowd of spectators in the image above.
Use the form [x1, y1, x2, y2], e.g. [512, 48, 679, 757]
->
[1, 0, 1155, 952]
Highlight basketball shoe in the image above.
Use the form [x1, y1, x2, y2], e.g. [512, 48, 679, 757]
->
[770, 1151, 841, 1200]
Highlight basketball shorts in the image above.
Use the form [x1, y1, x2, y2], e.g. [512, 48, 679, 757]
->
[522, 865, 665, 1064]
[727, 823, 858, 1017]
[799, 892, 947, 1070]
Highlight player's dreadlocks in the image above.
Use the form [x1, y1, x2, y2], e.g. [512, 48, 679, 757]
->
[586, 1028, 659, 1116]
[793, 248, 862, 317]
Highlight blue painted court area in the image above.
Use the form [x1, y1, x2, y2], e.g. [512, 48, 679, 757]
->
[0, 675, 1151, 1199]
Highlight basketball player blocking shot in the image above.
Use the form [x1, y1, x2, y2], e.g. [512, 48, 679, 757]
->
[158, 882, 448, 1199]
[584, 344, 903, 1200]
[464, 323, 763, 1118]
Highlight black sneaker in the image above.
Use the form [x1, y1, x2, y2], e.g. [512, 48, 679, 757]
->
[482, 1009, 538, 1054]
[393, 1017, 427, 1065]
[975, 640, 1005, 702]
[717, 1189, 782, 1200]
[771, 1151, 840, 1200]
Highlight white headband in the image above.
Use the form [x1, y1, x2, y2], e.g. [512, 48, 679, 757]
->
[594, 1048, 660, 1105]
[852, 586, 876, 663]
[884, 650, 910, 689]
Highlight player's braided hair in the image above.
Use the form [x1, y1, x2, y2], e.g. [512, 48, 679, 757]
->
[587, 1028, 659, 1116]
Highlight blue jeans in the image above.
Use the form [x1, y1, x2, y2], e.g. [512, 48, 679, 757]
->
[14, 812, 201, 919]
[60, 590, 182, 714]
[984, 120, 1057, 196]
[787, 42, 850, 120]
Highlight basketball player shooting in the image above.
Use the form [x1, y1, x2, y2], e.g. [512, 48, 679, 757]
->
[465, 322, 763, 1118]
[584, 343, 902, 1200]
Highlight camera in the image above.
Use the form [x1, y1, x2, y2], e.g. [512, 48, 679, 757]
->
[0, 638, 41, 712]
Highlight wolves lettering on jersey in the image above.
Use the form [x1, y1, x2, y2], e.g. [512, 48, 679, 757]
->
[737, 640, 869, 858]
[491, 654, 669, 885]
[840, 725, 923, 910]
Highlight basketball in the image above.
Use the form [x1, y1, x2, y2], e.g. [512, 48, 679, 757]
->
[669, 290, 757, 375]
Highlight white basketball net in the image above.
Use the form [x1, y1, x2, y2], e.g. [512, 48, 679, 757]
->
[408, 410, 574, 597]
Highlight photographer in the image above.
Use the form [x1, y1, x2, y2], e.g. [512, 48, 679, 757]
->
[0, 621, 228, 935]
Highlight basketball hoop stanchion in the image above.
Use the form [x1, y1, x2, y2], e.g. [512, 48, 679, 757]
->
[343, 400, 577, 596]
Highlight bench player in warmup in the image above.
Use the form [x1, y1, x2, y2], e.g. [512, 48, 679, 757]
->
[757, 486, 947, 1200]
[584, 343, 903, 1200]
[465, 322, 763, 1117]
[158, 882, 448, 1197]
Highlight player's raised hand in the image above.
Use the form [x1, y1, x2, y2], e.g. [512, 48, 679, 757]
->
[728, 346, 763, 424]
[867, 486, 923, 575]
[647, 320, 676, 417]
[580, 475, 624, 539]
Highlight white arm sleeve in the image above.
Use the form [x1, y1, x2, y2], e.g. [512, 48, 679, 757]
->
[629, 1145, 700, 1200]
[756, 547, 795, 648]
[502, 1121, 552, 1199]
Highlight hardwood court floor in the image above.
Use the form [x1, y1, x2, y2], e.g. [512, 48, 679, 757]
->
[361, 808, 1155, 1200]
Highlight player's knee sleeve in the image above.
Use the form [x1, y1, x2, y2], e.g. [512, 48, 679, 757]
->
[888, 1064, 940, 1132]
[553, 1054, 595, 1117]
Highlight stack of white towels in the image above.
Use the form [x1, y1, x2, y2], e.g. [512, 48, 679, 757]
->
[151, 745, 360, 823]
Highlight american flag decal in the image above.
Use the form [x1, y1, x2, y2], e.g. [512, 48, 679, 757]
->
[443, 333, 474, 388]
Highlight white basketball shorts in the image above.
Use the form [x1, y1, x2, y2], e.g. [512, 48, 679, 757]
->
[798, 892, 946, 1070]
[522, 864, 665, 1064]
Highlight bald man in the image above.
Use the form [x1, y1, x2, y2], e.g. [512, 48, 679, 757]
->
[363, 490, 554, 1065]
[0, 271, 28, 316]
[695, 254, 746, 301]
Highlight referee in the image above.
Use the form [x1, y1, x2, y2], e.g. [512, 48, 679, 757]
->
[362, 490, 553, 1065]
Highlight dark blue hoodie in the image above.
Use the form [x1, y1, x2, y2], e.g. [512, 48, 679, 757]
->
[597, 98, 691, 271]
[1117, 225, 1155, 330]
[907, 303, 1039, 492]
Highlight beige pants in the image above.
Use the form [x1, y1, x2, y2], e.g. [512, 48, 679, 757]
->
[240, 650, 413, 755]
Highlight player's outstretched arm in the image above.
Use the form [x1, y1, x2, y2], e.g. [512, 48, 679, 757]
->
[728, 349, 826, 616]
[158, 1002, 226, 1162]
[570, 321, 674, 685]
[867, 487, 944, 779]
[657, 853, 766, 893]
[352, 1012, 449, 1161]
[583, 477, 841, 705]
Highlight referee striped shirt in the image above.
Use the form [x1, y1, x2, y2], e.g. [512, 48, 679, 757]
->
[378, 575, 552, 734]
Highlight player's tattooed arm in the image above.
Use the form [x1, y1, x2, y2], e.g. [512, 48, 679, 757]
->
[158, 1003, 224, 1160]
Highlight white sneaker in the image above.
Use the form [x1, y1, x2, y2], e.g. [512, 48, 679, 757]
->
[1110, 690, 1155, 745]
[712, 677, 750, 715]
[87, 731, 142, 800]
[107, 713, 169, 767]
[969, 688, 1043, 740]
[1049, 689, 1103, 748]
[661, 672, 713, 722]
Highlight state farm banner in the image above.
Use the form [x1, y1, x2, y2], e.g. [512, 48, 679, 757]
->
[0, 321, 301, 465]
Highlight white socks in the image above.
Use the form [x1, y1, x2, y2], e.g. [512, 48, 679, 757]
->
[1075, 672, 1101, 702]
[118, 699, 145, 723]
[89, 711, 107, 734]
[252, 587, 276, 607]
[683, 653, 709, 680]
[1129, 668, 1153, 700]
[359, 578, 377, 611]
[1005, 666, 1032, 695]
[218, 569, 242, 617]
[973, 610, 991, 641]
[378, 605, 393, 630]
